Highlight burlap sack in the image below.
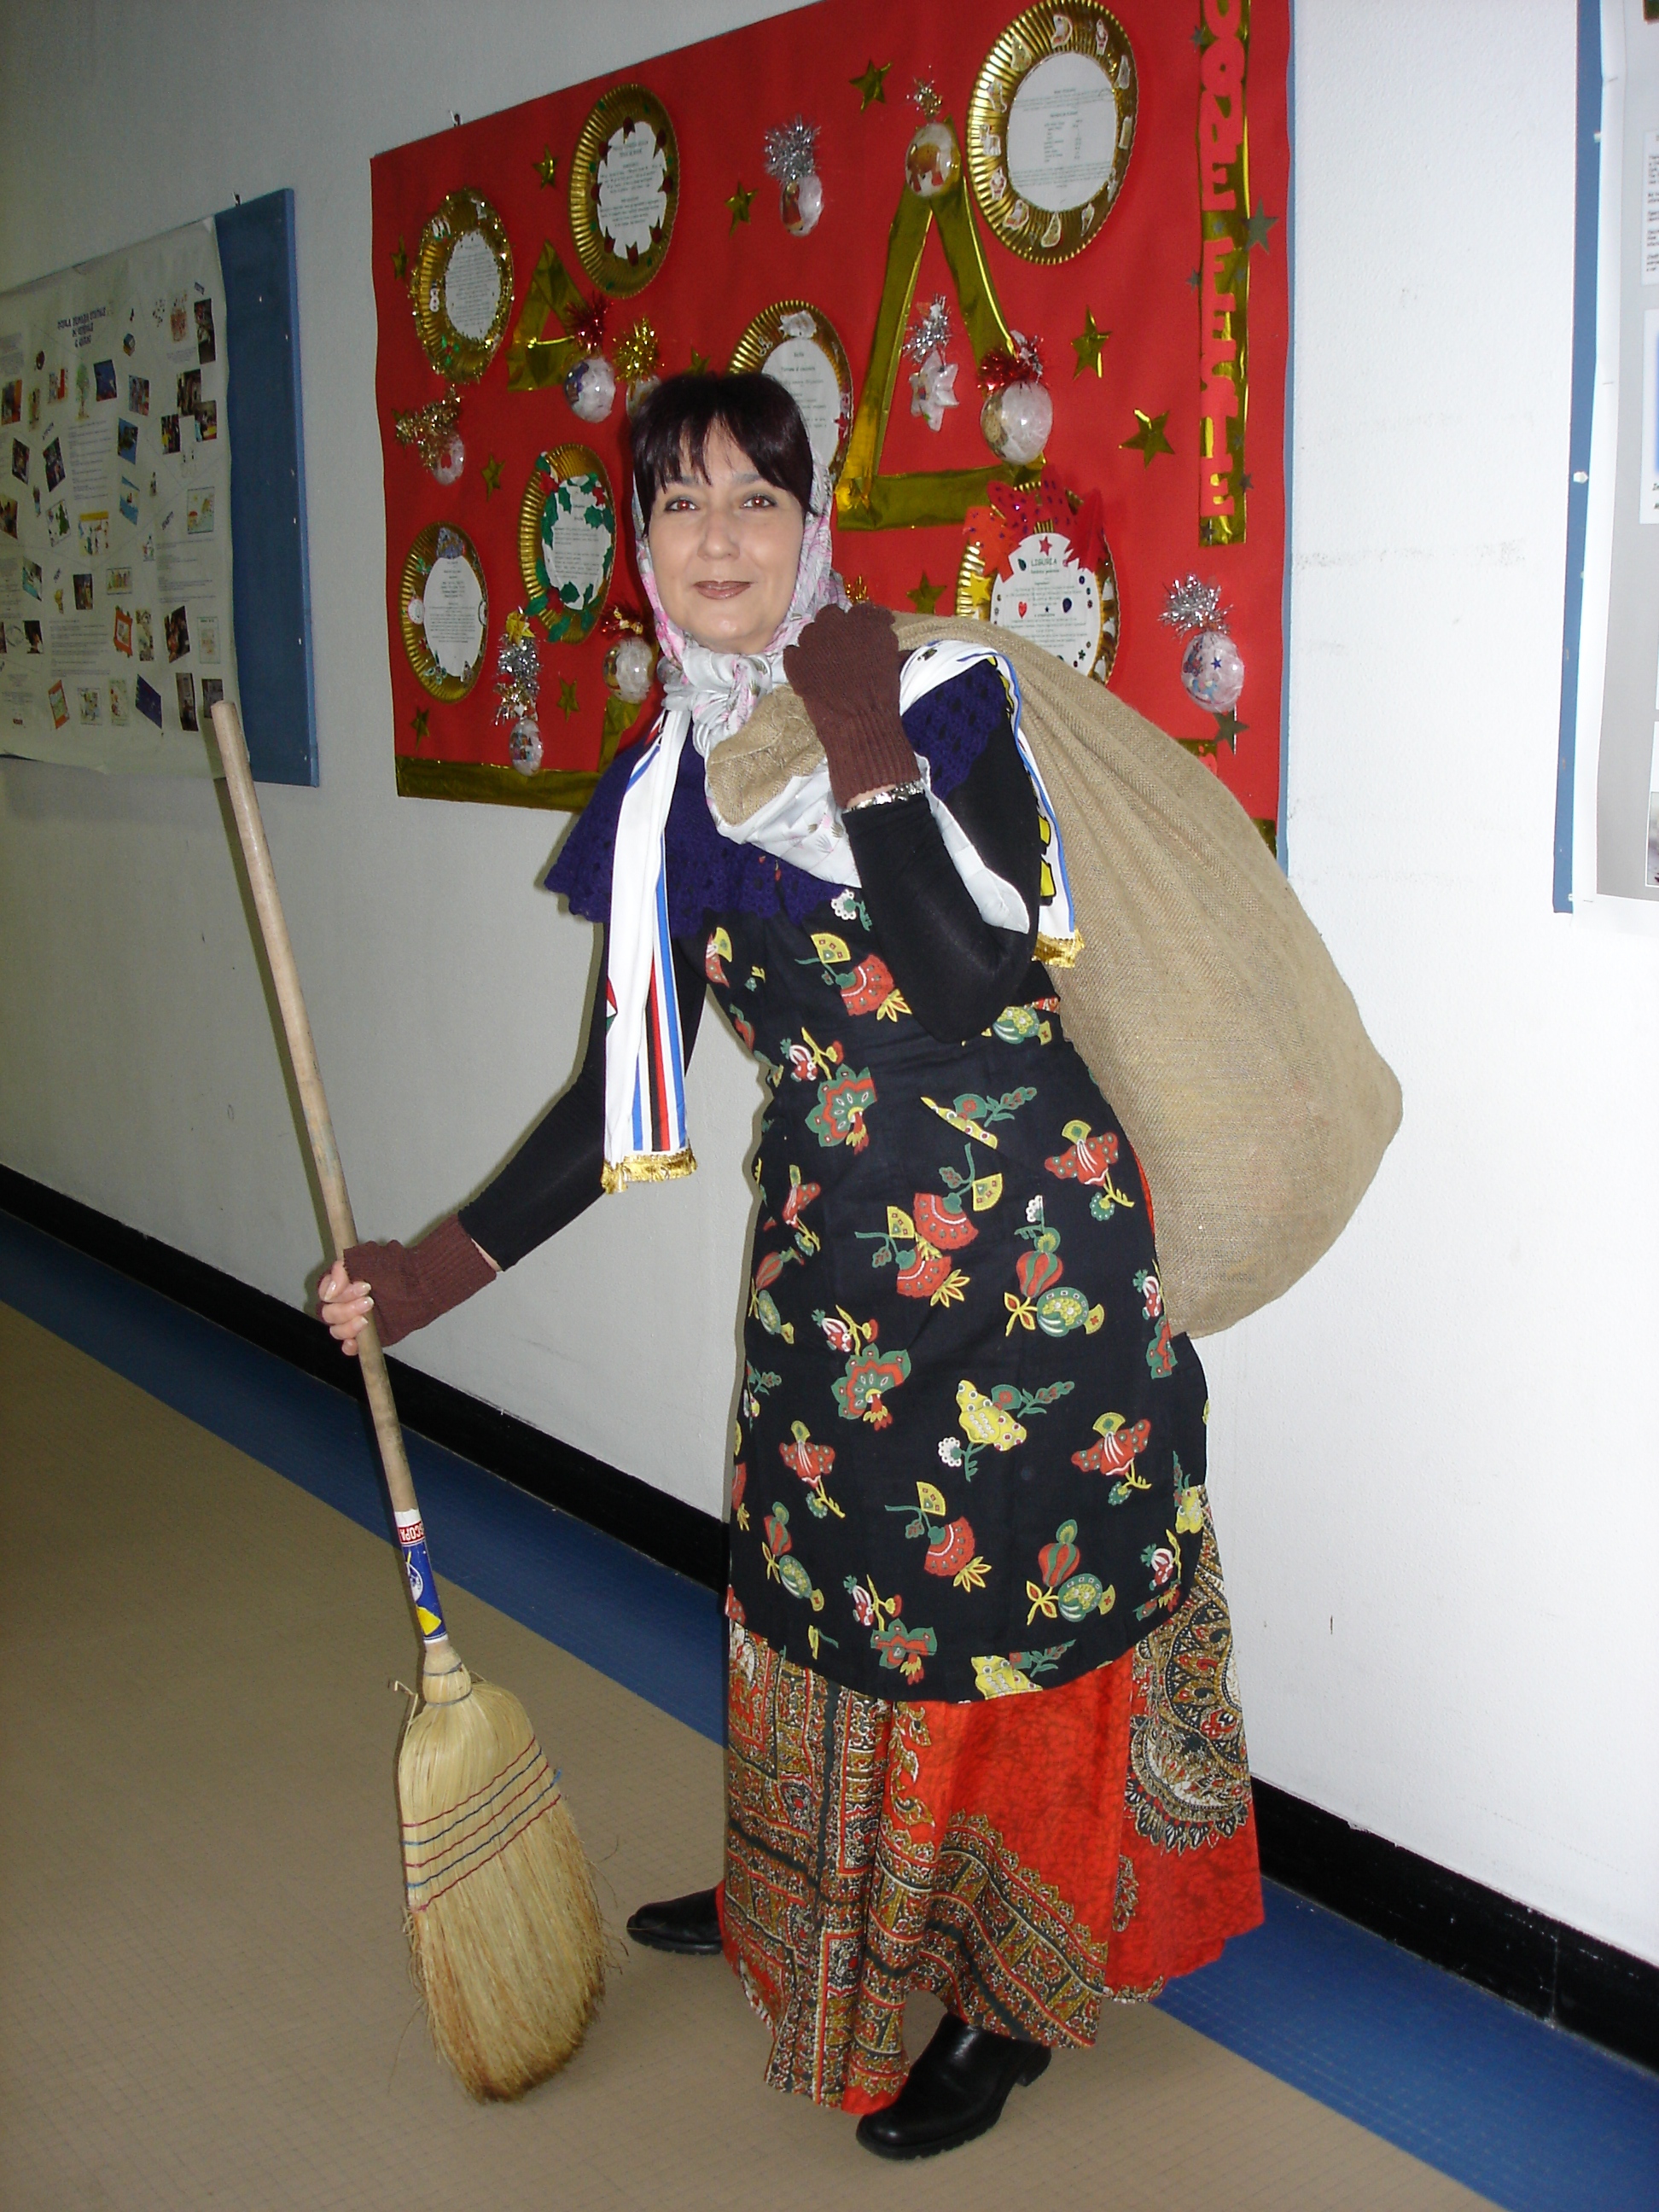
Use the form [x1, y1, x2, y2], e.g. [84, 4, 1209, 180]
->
[707, 614, 1401, 1339]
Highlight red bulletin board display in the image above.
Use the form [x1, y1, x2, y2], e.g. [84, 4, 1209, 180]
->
[370, 0, 1288, 830]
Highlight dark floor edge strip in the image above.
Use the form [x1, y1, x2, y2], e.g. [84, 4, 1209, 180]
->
[3, 1161, 1655, 2077]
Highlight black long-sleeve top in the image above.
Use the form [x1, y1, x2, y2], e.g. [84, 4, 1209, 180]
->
[460, 669, 1043, 1270]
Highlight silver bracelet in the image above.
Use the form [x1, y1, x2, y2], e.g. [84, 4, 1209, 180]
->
[844, 774, 928, 812]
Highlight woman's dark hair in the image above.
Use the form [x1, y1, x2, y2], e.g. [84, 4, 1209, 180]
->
[631, 373, 814, 525]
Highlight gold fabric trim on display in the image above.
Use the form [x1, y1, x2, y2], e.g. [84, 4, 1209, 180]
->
[505, 243, 597, 393]
[395, 756, 602, 811]
[600, 1147, 697, 1194]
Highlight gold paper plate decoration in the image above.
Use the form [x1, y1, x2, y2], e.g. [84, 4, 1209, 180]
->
[569, 84, 678, 296]
[401, 522, 488, 699]
[410, 191, 515, 381]
[729, 302, 853, 486]
[968, 6, 1138, 264]
[519, 446, 616, 642]
[956, 529, 1119, 683]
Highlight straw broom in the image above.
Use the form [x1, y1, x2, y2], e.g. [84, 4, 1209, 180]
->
[209, 699, 604, 2100]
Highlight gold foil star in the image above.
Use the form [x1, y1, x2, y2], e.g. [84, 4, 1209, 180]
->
[851, 59, 891, 111]
[481, 453, 503, 498]
[844, 574, 870, 604]
[410, 707, 428, 741]
[391, 236, 407, 282]
[726, 183, 756, 231]
[962, 568, 992, 611]
[1072, 309, 1109, 378]
[1213, 709, 1248, 749]
[1244, 204, 1278, 252]
[1122, 409, 1173, 465]
[536, 144, 558, 188]
[906, 572, 944, 614]
[689, 347, 710, 374]
[559, 678, 579, 718]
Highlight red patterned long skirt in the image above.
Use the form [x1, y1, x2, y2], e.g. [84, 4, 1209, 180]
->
[720, 1506, 1262, 2111]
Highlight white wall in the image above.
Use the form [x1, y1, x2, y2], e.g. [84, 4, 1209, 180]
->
[2, 1, 1654, 1967]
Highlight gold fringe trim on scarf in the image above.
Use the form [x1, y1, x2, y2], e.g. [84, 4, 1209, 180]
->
[600, 1146, 697, 1194]
[1035, 929, 1084, 969]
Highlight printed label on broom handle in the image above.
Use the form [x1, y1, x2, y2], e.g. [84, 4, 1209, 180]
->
[395, 1509, 448, 1644]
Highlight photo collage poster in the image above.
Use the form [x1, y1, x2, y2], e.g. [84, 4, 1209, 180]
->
[0, 217, 238, 775]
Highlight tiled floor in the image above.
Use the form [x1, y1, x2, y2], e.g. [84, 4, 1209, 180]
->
[3, 1211, 1655, 2211]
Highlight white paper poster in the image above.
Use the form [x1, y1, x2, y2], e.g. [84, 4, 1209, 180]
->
[0, 217, 237, 775]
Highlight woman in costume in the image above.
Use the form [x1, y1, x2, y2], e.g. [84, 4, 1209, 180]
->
[320, 375, 1262, 2157]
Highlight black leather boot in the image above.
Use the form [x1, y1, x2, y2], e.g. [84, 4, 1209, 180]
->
[855, 2012, 1051, 2159]
[625, 1886, 724, 1956]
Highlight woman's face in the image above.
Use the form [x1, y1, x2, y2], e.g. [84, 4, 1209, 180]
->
[645, 426, 806, 657]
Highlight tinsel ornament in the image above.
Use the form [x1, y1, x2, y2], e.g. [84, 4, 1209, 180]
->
[905, 78, 960, 200]
[1159, 575, 1245, 713]
[614, 319, 662, 414]
[494, 608, 544, 775]
[763, 115, 823, 237]
[393, 391, 465, 483]
[978, 334, 1051, 467]
[905, 294, 952, 365]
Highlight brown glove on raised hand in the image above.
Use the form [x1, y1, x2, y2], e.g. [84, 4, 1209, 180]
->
[781, 602, 919, 809]
[341, 1214, 497, 1347]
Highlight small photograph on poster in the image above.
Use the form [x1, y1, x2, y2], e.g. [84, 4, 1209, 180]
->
[195, 298, 216, 364]
[176, 671, 198, 731]
[112, 606, 131, 655]
[176, 368, 201, 418]
[46, 500, 68, 544]
[186, 485, 213, 535]
[134, 607, 154, 660]
[194, 400, 218, 444]
[24, 619, 42, 652]
[119, 478, 139, 525]
[73, 573, 93, 612]
[169, 296, 189, 346]
[45, 367, 65, 404]
[127, 375, 149, 416]
[47, 678, 67, 726]
[136, 674, 162, 726]
[93, 359, 117, 402]
[201, 675, 224, 719]
[22, 556, 41, 599]
[197, 612, 218, 664]
[164, 602, 189, 661]
[79, 511, 108, 556]
[160, 413, 180, 456]
[0, 379, 19, 425]
[10, 438, 27, 482]
[106, 562, 131, 593]
[108, 676, 130, 725]
[116, 417, 138, 463]
[0, 497, 15, 538]
[27, 387, 39, 428]
[43, 437, 62, 491]
[78, 684, 101, 725]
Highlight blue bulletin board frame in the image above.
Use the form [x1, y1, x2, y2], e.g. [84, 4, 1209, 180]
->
[215, 189, 316, 787]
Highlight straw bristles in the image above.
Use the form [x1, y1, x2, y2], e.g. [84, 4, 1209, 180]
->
[399, 1674, 604, 2100]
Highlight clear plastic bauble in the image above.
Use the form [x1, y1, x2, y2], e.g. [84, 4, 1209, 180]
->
[564, 355, 616, 424]
[782, 172, 824, 237]
[1179, 629, 1245, 712]
[508, 716, 543, 775]
[980, 381, 1052, 466]
[905, 119, 961, 198]
[604, 635, 656, 703]
[625, 373, 661, 417]
[429, 432, 465, 486]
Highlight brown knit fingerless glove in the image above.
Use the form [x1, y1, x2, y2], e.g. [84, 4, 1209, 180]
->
[342, 1214, 497, 1347]
[782, 602, 918, 809]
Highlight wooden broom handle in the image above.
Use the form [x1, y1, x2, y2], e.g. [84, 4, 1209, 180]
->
[209, 701, 423, 1526]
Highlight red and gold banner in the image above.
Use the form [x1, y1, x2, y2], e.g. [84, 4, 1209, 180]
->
[370, 0, 1289, 827]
